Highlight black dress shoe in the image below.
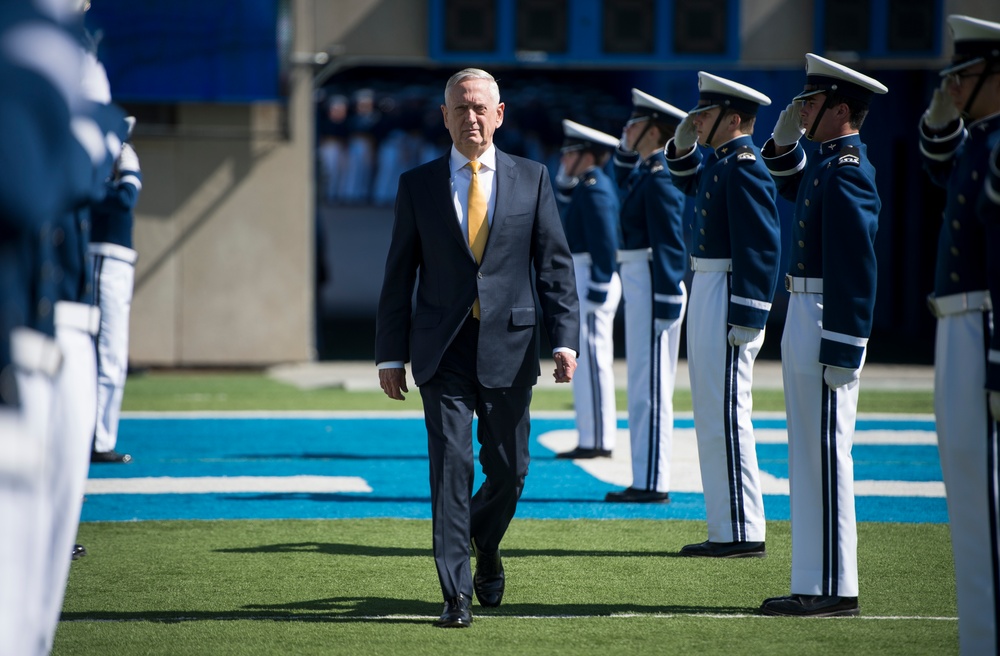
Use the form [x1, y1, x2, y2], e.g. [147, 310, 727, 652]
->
[472, 538, 505, 607]
[759, 594, 860, 617]
[72, 544, 87, 560]
[433, 593, 473, 628]
[555, 447, 612, 459]
[605, 487, 669, 503]
[91, 450, 132, 463]
[679, 540, 766, 558]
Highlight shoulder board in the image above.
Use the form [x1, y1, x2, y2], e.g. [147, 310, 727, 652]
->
[650, 162, 664, 173]
[584, 177, 597, 186]
[734, 145, 757, 163]
[838, 145, 861, 167]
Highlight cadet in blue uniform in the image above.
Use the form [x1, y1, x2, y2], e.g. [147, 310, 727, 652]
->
[921, 15, 1000, 654]
[759, 54, 887, 618]
[553, 120, 621, 459]
[605, 89, 687, 503]
[665, 73, 780, 557]
[90, 128, 141, 464]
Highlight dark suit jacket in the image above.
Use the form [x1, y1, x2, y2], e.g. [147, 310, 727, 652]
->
[376, 149, 580, 388]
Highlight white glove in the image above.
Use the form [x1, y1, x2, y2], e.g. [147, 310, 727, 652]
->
[990, 391, 1000, 423]
[923, 79, 960, 130]
[772, 103, 804, 147]
[824, 365, 860, 390]
[618, 129, 635, 154]
[727, 325, 761, 347]
[672, 114, 698, 153]
[125, 116, 137, 138]
[654, 318, 679, 336]
[555, 163, 579, 192]
[117, 142, 140, 174]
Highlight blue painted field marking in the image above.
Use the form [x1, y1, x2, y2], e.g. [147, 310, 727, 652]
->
[81, 413, 946, 524]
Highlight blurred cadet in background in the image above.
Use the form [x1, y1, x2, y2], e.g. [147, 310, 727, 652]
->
[920, 14, 1000, 653]
[666, 72, 779, 559]
[316, 92, 349, 206]
[553, 119, 621, 461]
[89, 118, 142, 464]
[760, 53, 887, 618]
[340, 88, 379, 204]
[606, 89, 687, 504]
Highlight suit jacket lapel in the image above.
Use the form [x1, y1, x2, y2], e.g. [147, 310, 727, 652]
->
[487, 149, 518, 256]
[427, 155, 471, 256]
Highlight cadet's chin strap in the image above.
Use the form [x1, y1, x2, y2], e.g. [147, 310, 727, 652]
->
[630, 118, 654, 153]
[806, 85, 838, 141]
[962, 59, 999, 119]
[705, 102, 730, 147]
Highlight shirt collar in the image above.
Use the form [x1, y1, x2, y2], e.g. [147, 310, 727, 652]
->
[450, 144, 497, 175]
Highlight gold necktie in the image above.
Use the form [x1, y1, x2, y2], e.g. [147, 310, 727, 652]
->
[467, 160, 488, 318]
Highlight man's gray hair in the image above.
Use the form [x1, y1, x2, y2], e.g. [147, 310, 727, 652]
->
[444, 68, 500, 106]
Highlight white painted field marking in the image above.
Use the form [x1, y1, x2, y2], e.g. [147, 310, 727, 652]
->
[85, 476, 372, 495]
[539, 427, 945, 497]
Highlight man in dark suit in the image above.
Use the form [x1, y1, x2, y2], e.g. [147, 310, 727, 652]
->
[375, 68, 580, 629]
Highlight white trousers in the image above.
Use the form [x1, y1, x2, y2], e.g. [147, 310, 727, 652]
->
[571, 258, 620, 451]
[9, 328, 59, 656]
[620, 259, 685, 492]
[782, 292, 860, 597]
[934, 311, 999, 656]
[39, 303, 98, 653]
[90, 245, 136, 453]
[688, 270, 766, 542]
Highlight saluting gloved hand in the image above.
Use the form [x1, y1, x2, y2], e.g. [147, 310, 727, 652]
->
[923, 78, 960, 131]
[727, 325, 761, 347]
[117, 142, 140, 175]
[672, 114, 698, 153]
[618, 128, 636, 154]
[772, 103, 805, 147]
[554, 163, 579, 203]
[989, 391, 1000, 423]
[824, 365, 860, 390]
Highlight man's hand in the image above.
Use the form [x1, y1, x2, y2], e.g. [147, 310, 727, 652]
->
[923, 78, 960, 131]
[727, 325, 761, 347]
[379, 367, 408, 401]
[672, 114, 698, 153]
[553, 351, 577, 383]
[823, 365, 860, 390]
[990, 390, 1000, 423]
[772, 103, 804, 147]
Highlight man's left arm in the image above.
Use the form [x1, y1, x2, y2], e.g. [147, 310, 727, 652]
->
[531, 165, 580, 373]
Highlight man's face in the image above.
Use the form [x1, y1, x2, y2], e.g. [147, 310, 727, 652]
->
[441, 78, 504, 158]
[690, 107, 720, 146]
[799, 95, 828, 140]
[945, 62, 1000, 120]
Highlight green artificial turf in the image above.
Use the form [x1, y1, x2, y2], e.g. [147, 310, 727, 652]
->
[60, 519, 956, 655]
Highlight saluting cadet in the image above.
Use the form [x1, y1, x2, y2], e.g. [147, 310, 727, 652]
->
[553, 120, 622, 460]
[759, 54, 887, 618]
[665, 73, 780, 557]
[90, 124, 142, 465]
[920, 15, 1000, 654]
[605, 89, 687, 503]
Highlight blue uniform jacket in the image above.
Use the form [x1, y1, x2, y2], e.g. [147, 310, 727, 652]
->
[557, 166, 621, 304]
[967, 117, 1000, 390]
[91, 158, 142, 248]
[614, 148, 687, 321]
[666, 135, 781, 330]
[764, 134, 880, 370]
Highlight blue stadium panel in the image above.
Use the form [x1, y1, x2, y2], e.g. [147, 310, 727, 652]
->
[85, 0, 287, 102]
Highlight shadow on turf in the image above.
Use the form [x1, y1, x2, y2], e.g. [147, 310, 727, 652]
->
[214, 542, 692, 558]
[62, 597, 752, 625]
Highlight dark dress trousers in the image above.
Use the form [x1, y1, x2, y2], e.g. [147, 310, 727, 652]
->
[375, 149, 579, 600]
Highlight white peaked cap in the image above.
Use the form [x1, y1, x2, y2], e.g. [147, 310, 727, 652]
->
[690, 72, 771, 115]
[630, 88, 686, 124]
[942, 15, 1000, 76]
[561, 119, 619, 149]
[794, 53, 888, 102]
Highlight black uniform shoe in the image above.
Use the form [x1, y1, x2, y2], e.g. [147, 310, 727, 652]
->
[604, 487, 670, 503]
[472, 538, 505, 607]
[554, 447, 612, 459]
[72, 544, 87, 560]
[759, 594, 860, 617]
[91, 450, 132, 463]
[679, 540, 766, 558]
[433, 594, 473, 628]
